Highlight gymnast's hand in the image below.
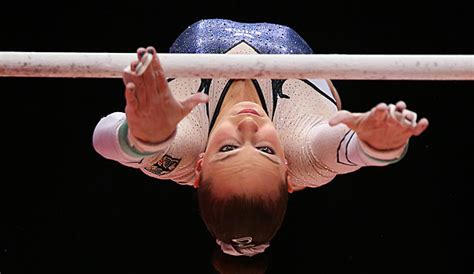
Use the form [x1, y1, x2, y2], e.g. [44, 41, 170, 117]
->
[122, 46, 208, 144]
[328, 101, 429, 150]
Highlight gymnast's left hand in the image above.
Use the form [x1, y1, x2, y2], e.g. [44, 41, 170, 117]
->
[328, 101, 429, 150]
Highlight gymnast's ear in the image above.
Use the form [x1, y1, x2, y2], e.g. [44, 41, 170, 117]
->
[287, 173, 294, 193]
[283, 161, 294, 193]
[193, 152, 205, 188]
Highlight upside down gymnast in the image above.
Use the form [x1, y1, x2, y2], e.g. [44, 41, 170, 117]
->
[93, 19, 429, 257]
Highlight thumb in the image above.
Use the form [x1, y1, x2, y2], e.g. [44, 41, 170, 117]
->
[413, 118, 429, 136]
[181, 93, 209, 115]
[328, 110, 357, 127]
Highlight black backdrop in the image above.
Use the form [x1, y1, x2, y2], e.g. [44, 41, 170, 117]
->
[1, 2, 472, 273]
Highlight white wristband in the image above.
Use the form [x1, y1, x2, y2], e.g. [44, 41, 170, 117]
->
[358, 139, 407, 162]
[127, 129, 177, 154]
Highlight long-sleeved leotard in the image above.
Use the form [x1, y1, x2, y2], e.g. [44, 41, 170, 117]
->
[93, 19, 407, 190]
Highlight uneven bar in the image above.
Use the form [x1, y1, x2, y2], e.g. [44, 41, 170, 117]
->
[0, 52, 472, 80]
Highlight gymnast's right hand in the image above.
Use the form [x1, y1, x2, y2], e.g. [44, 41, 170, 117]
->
[122, 46, 208, 144]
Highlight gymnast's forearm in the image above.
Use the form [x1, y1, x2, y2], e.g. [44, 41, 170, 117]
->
[92, 112, 174, 168]
[309, 123, 407, 175]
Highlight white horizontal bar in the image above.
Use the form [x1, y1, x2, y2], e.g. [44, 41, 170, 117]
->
[0, 52, 473, 80]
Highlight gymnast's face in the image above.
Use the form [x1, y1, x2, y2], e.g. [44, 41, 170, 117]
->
[196, 101, 289, 196]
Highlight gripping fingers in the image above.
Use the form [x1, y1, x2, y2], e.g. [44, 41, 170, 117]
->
[395, 101, 416, 127]
[137, 47, 146, 61]
[135, 53, 153, 76]
[388, 104, 398, 121]
[402, 110, 417, 127]
[147, 47, 170, 93]
[395, 101, 407, 112]
[390, 102, 419, 128]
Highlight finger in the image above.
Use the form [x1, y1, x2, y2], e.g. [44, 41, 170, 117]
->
[122, 66, 135, 85]
[125, 82, 138, 110]
[181, 93, 209, 115]
[146, 46, 157, 72]
[375, 102, 388, 111]
[146, 46, 156, 57]
[388, 104, 403, 123]
[396, 101, 407, 112]
[147, 47, 170, 94]
[135, 53, 152, 76]
[403, 111, 416, 122]
[373, 102, 389, 122]
[413, 118, 429, 136]
[328, 110, 358, 128]
[130, 60, 139, 72]
[134, 52, 157, 104]
[137, 47, 146, 62]
[402, 110, 417, 127]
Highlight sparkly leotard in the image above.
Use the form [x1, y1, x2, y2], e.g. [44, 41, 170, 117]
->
[93, 19, 406, 189]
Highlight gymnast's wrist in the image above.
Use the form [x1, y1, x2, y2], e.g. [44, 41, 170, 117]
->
[127, 129, 177, 153]
[357, 139, 408, 162]
[119, 120, 176, 154]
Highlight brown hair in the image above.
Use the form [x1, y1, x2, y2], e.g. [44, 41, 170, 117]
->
[197, 174, 288, 248]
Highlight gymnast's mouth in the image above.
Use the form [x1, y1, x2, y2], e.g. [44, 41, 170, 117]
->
[236, 109, 261, 116]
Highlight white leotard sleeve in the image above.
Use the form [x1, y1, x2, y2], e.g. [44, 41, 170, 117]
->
[92, 78, 209, 186]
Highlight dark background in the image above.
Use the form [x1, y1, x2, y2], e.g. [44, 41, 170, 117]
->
[1, 2, 472, 273]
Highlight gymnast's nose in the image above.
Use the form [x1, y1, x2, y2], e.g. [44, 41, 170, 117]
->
[237, 117, 259, 135]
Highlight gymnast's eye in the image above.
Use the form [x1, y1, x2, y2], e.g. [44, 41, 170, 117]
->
[257, 146, 275, 154]
[219, 145, 238, 152]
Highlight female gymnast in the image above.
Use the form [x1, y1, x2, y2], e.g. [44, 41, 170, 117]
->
[93, 19, 429, 257]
